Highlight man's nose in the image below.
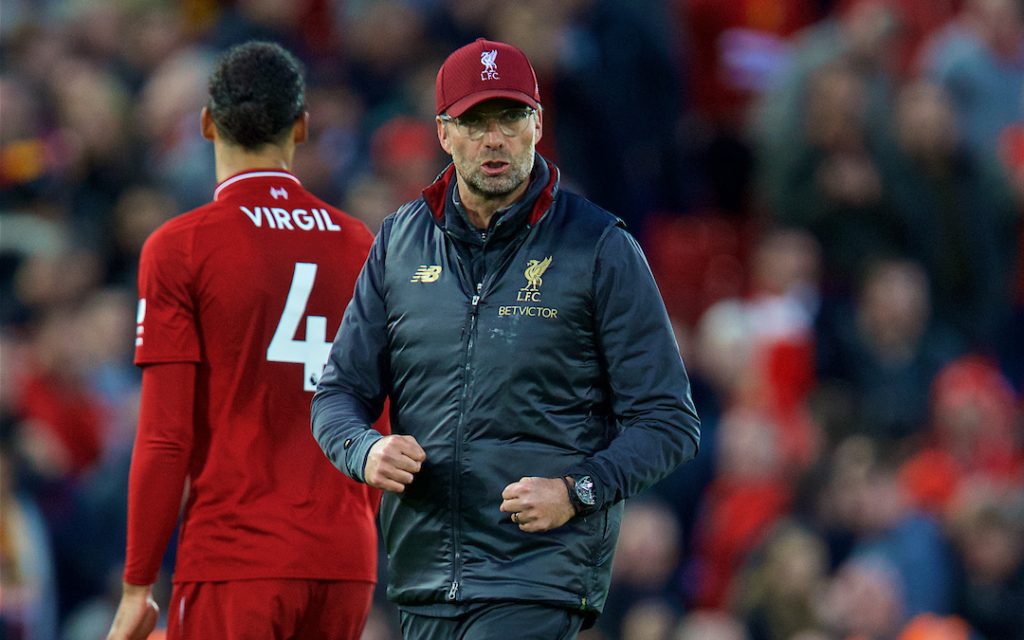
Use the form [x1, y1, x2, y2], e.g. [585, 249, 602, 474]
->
[482, 119, 505, 146]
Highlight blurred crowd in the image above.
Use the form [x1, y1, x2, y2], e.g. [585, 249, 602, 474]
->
[2, 0, 1023, 639]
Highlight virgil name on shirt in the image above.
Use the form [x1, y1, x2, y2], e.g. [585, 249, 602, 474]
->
[239, 189, 342, 233]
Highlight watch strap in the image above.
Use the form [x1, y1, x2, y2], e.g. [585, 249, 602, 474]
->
[562, 476, 597, 516]
[562, 476, 579, 515]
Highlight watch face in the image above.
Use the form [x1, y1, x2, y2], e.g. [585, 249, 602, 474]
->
[576, 475, 596, 506]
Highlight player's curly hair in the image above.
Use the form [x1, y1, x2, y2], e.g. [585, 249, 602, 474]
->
[207, 41, 305, 149]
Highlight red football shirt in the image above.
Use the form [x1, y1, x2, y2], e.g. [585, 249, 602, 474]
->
[129, 169, 379, 584]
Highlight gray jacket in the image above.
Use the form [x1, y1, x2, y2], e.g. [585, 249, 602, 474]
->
[312, 157, 699, 618]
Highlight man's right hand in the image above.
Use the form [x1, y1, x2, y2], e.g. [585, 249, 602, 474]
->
[364, 435, 426, 493]
[107, 582, 159, 640]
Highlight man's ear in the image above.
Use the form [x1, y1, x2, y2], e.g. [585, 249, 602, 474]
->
[437, 117, 452, 155]
[534, 109, 543, 145]
[293, 111, 309, 144]
[200, 106, 217, 142]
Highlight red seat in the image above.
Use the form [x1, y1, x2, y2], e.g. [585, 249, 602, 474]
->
[642, 212, 750, 328]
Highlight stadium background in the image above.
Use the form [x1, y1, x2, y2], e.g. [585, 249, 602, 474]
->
[2, 0, 1023, 638]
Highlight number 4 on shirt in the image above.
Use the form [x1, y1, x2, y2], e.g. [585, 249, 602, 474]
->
[268, 262, 331, 392]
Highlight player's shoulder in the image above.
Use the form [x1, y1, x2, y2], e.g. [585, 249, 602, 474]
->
[141, 202, 219, 258]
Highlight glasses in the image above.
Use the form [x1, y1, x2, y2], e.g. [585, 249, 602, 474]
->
[439, 108, 536, 140]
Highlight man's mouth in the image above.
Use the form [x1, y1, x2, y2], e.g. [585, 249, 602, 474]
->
[481, 160, 509, 176]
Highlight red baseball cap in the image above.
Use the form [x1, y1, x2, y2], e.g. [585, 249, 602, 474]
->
[435, 38, 541, 117]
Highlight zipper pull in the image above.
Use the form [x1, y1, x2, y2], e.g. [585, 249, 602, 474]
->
[447, 580, 460, 600]
[470, 282, 482, 313]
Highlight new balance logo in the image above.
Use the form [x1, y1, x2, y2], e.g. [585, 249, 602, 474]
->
[411, 265, 442, 283]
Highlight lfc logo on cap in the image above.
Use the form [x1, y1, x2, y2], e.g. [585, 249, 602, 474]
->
[481, 49, 499, 81]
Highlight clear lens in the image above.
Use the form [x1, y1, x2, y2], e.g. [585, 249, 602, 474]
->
[444, 108, 535, 139]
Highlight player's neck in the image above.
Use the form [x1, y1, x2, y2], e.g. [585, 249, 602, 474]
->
[214, 143, 295, 183]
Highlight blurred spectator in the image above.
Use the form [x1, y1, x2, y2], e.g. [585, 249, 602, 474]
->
[921, 0, 1024, 162]
[369, 115, 446, 201]
[106, 186, 178, 288]
[816, 257, 964, 442]
[338, 113, 447, 232]
[749, 227, 822, 322]
[117, 3, 187, 91]
[546, 0, 690, 230]
[818, 553, 907, 639]
[883, 79, 1019, 349]
[678, 0, 822, 214]
[757, 0, 907, 291]
[734, 520, 829, 640]
[134, 46, 216, 211]
[14, 307, 106, 479]
[760, 59, 906, 292]
[342, 174, 402, 234]
[945, 481, 1024, 639]
[846, 454, 957, 621]
[689, 228, 818, 408]
[0, 73, 65, 201]
[900, 355, 1021, 514]
[13, 247, 103, 323]
[674, 610, 750, 640]
[758, 0, 903, 135]
[897, 613, 973, 640]
[46, 56, 138, 252]
[685, 407, 793, 608]
[814, 436, 956, 623]
[341, 0, 429, 118]
[619, 600, 679, 640]
[0, 203, 67, 326]
[294, 83, 366, 203]
[599, 501, 684, 639]
[209, 0, 318, 59]
[0, 444, 59, 640]
[74, 287, 139, 459]
[741, 229, 822, 466]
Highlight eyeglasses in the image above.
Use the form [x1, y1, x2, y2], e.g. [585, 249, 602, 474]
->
[439, 108, 536, 140]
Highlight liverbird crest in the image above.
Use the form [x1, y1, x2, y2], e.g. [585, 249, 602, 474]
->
[523, 256, 552, 291]
[481, 49, 499, 80]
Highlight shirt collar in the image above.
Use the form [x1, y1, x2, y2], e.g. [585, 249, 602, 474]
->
[213, 169, 301, 201]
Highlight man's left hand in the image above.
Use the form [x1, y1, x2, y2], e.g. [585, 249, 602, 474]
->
[107, 582, 159, 640]
[499, 477, 576, 532]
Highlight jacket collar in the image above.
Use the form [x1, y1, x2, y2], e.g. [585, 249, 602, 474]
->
[421, 153, 560, 228]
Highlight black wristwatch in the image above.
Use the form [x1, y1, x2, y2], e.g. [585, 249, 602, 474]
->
[564, 475, 597, 516]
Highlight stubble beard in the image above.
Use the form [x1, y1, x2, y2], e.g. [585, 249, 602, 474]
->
[459, 150, 535, 201]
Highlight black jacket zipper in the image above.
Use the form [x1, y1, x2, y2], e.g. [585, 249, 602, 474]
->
[449, 281, 482, 601]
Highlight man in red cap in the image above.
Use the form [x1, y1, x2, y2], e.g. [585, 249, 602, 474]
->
[313, 38, 700, 639]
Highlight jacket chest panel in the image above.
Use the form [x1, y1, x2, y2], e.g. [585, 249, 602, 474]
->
[384, 251, 469, 361]
[383, 209, 604, 383]
[475, 254, 592, 356]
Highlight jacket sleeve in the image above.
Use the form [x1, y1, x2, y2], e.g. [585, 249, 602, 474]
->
[564, 225, 700, 509]
[311, 218, 392, 483]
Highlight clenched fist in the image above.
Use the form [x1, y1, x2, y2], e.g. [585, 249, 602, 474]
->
[499, 476, 576, 532]
[364, 435, 426, 493]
